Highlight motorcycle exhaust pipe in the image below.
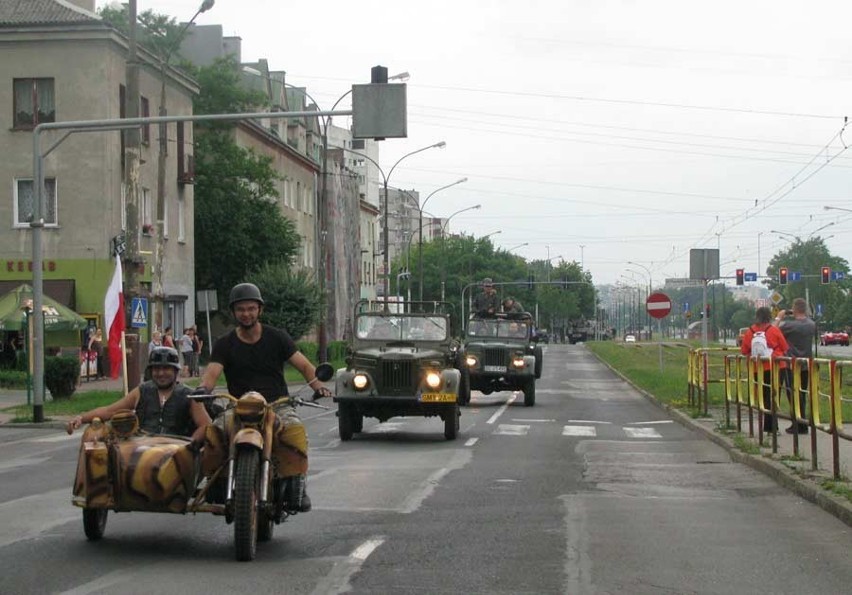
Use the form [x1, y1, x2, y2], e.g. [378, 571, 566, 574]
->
[259, 460, 270, 502]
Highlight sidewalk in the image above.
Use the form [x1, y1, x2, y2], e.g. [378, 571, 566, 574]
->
[599, 359, 852, 528]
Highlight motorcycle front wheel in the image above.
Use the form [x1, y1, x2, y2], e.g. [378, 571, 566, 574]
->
[82, 508, 108, 541]
[233, 448, 260, 561]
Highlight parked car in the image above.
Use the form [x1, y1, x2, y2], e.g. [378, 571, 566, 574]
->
[625, 334, 636, 343]
[820, 331, 849, 346]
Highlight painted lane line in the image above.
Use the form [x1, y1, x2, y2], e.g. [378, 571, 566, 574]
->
[28, 432, 80, 443]
[512, 418, 555, 423]
[623, 427, 663, 439]
[464, 437, 478, 447]
[399, 450, 471, 514]
[566, 420, 612, 425]
[626, 420, 674, 425]
[562, 426, 597, 437]
[0, 488, 78, 549]
[495, 424, 530, 436]
[486, 393, 517, 425]
[310, 536, 387, 595]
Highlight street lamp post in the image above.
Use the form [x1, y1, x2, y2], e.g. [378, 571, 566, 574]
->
[439, 204, 481, 301]
[481, 230, 502, 240]
[579, 244, 586, 269]
[506, 242, 528, 253]
[417, 177, 467, 301]
[339, 142, 446, 306]
[154, 0, 215, 331]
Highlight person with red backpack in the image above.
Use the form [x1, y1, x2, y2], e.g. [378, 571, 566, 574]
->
[740, 307, 789, 432]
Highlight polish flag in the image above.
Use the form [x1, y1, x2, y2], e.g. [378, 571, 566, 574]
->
[104, 254, 124, 379]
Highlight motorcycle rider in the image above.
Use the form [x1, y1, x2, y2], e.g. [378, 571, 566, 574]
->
[194, 282, 332, 512]
[66, 346, 211, 444]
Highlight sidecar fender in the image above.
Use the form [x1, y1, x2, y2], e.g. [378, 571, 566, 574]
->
[233, 428, 263, 451]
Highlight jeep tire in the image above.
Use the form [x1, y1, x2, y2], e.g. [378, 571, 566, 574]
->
[523, 379, 536, 407]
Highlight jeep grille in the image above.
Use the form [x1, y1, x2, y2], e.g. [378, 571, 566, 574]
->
[381, 360, 414, 393]
[484, 347, 510, 367]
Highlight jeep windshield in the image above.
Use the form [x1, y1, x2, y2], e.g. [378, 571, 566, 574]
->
[467, 318, 530, 339]
[355, 314, 448, 341]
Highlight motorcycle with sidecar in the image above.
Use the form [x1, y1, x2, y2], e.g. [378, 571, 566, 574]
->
[71, 363, 334, 561]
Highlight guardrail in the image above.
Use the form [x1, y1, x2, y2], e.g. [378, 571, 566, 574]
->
[690, 347, 851, 480]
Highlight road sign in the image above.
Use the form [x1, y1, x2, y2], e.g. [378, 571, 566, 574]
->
[131, 297, 148, 328]
[789, 271, 802, 282]
[646, 292, 672, 319]
[770, 292, 783, 305]
[683, 301, 689, 313]
[833, 271, 845, 281]
[744, 272, 757, 282]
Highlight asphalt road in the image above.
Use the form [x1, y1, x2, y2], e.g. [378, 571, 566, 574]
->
[2, 344, 852, 594]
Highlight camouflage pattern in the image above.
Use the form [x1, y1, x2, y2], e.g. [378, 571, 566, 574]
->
[72, 417, 197, 513]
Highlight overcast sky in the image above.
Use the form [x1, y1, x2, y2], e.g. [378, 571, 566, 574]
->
[106, 1, 852, 287]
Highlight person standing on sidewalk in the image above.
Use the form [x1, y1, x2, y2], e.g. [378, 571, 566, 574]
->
[774, 298, 815, 434]
[741, 306, 789, 432]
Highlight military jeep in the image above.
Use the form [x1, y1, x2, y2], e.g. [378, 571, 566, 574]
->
[334, 301, 466, 440]
[462, 312, 542, 406]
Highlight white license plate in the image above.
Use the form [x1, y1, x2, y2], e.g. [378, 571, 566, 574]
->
[484, 365, 506, 373]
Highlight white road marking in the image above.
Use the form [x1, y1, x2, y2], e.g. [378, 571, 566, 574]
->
[29, 432, 79, 443]
[464, 437, 478, 447]
[0, 456, 49, 473]
[486, 394, 517, 424]
[567, 420, 612, 425]
[562, 426, 597, 437]
[512, 418, 554, 423]
[399, 450, 471, 514]
[495, 424, 530, 436]
[310, 536, 386, 595]
[0, 488, 78, 549]
[626, 420, 674, 425]
[623, 427, 663, 439]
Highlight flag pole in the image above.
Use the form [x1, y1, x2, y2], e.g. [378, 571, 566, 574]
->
[121, 330, 128, 395]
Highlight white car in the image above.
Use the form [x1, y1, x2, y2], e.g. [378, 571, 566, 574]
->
[625, 334, 636, 343]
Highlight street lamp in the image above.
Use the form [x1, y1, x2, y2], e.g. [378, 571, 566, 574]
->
[417, 177, 467, 301]
[579, 244, 586, 269]
[506, 242, 528, 253]
[337, 141, 447, 305]
[824, 205, 852, 214]
[153, 0, 215, 331]
[436, 204, 481, 301]
[481, 230, 502, 240]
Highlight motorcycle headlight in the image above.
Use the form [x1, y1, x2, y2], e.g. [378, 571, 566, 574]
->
[465, 355, 478, 368]
[353, 374, 369, 390]
[512, 356, 526, 369]
[425, 371, 442, 389]
[235, 392, 267, 423]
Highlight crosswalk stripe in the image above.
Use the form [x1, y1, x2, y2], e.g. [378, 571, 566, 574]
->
[623, 427, 663, 439]
[495, 424, 530, 436]
[562, 425, 597, 437]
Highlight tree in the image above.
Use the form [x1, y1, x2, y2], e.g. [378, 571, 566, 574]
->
[191, 57, 302, 304]
[246, 262, 323, 340]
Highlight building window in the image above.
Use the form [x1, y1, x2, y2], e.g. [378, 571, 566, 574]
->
[13, 78, 55, 128]
[141, 187, 152, 232]
[14, 178, 57, 227]
[140, 96, 150, 145]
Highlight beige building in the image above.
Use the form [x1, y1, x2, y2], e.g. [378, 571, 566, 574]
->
[0, 0, 198, 337]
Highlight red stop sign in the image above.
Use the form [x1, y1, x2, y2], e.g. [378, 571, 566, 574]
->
[646, 292, 672, 319]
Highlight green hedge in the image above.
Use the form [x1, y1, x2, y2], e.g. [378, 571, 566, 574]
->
[44, 355, 79, 399]
[296, 340, 348, 364]
[0, 369, 27, 389]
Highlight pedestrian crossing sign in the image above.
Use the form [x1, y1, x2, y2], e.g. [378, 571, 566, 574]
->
[131, 297, 148, 328]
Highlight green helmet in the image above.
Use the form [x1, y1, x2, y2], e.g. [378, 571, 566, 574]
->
[229, 283, 264, 310]
[148, 346, 181, 371]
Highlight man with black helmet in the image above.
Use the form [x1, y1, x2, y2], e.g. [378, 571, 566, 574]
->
[66, 346, 210, 443]
[195, 282, 331, 513]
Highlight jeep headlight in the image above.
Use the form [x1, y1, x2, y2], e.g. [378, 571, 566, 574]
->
[511, 356, 526, 369]
[353, 374, 369, 390]
[465, 355, 478, 368]
[425, 371, 442, 389]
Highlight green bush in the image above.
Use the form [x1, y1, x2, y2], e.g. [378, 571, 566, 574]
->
[0, 369, 28, 389]
[44, 355, 79, 399]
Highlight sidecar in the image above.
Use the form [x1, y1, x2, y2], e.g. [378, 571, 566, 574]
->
[71, 409, 227, 540]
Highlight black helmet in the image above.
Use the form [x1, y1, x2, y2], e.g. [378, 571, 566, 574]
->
[229, 283, 264, 309]
[148, 346, 181, 371]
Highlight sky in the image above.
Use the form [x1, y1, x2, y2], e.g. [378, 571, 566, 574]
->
[100, 0, 852, 287]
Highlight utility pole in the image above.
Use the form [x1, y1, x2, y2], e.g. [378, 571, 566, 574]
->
[124, 0, 141, 297]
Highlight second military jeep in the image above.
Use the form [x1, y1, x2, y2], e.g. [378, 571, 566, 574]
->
[462, 312, 542, 406]
[334, 301, 466, 441]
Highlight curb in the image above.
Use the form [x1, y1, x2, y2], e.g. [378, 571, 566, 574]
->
[588, 347, 852, 529]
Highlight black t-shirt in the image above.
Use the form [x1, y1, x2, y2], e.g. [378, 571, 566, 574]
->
[210, 324, 298, 402]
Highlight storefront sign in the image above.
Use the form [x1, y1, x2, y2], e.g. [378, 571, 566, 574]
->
[6, 260, 57, 272]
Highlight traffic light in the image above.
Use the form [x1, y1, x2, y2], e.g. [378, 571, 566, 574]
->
[779, 267, 788, 285]
[736, 268, 744, 286]
[527, 272, 534, 290]
[821, 266, 831, 285]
